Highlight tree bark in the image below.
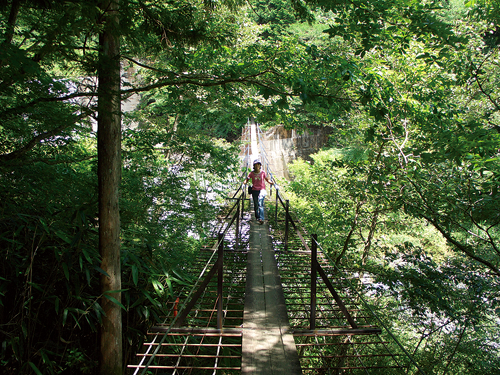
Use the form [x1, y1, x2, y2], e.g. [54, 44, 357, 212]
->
[97, 1, 122, 374]
[335, 201, 362, 268]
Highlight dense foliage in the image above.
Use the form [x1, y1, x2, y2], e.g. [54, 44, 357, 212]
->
[0, 1, 241, 373]
[1, 0, 499, 373]
[280, 0, 500, 373]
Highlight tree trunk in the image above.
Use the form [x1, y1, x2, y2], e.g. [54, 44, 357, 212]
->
[361, 208, 379, 266]
[97, 1, 122, 374]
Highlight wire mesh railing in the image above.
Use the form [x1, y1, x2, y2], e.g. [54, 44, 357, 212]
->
[128, 184, 249, 374]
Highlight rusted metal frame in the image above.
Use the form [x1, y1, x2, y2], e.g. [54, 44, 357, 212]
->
[276, 194, 309, 253]
[307, 234, 358, 329]
[241, 186, 245, 221]
[299, 365, 400, 370]
[185, 308, 244, 313]
[231, 181, 244, 199]
[293, 315, 375, 323]
[137, 353, 241, 359]
[184, 306, 245, 312]
[137, 272, 215, 374]
[299, 354, 400, 358]
[148, 343, 241, 347]
[313, 240, 427, 374]
[150, 327, 243, 335]
[287, 212, 310, 252]
[286, 302, 361, 309]
[275, 188, 279, 224]
[280, 253, 315, 328]
[172, 336, 190, 374]
[131, 365, 242, 370]
[219, 194, 241, 224]
[345, 335, 371, 375]
[217, 233, 224, 329]
[173, 235, 225, 328]
[212, 194, 243, 244]
[310, 234, 317, 330]
[186, 298, 222, 369]
[212, 329, 224, 372]
[274, 252, 311, 323]
[236, 202, 241, 241]
[134, 247, 222, 374]
[218, 198, 242, 238]
[276, 192, 310, 252]
[295, 341, 391, 347]
[172, 261, 219, 328]
[312, 279, 356, 329]
[148, 327, 241, 334]
[324, 260, 429, 374]
[285, 199, 290, 251]
[374, 332, 409, 371]
[315, 263, 358, 329]
[293, 328, 382, 335]
[299, 234, 360, 329]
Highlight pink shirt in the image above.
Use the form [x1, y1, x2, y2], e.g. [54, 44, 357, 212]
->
[248, 171, 267, 190]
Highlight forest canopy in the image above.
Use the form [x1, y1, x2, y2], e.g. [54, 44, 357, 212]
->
[1, 0, 499, 374]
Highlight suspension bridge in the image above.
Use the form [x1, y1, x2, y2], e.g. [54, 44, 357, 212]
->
[127, 123, 426, 374]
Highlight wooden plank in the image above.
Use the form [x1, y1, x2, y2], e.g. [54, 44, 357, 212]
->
[242, 217, 302, 375]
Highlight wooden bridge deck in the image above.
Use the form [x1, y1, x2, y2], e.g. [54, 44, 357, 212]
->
[242, 217, 302, 374]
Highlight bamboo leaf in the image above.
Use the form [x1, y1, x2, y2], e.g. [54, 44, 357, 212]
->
[104, 294, 126, 311]
[28, 362, 43, 375]
[132, 264, 138, 286]
[62, 262, 70, 281]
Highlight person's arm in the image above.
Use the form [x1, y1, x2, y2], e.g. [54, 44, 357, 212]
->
[264, 174, 274, 185]
[244, 172, 252, 185]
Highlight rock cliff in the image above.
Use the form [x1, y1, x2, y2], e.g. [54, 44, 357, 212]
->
[257, 125, 332, 180]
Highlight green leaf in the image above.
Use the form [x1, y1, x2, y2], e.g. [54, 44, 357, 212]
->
[152, 279, 164, 296]
[93, 265, 109, 277]
[132, 264, 139, 286]
[62, 263, 70, 281]
[93, 301, 106, 322]
[55, 297, 60, 314]
[62, 308, 69, 327]
[166, 277, 173, 297]
[28, 362, 43, 375]
[103, 294, 126, 311]
[141, 289, 161, 307]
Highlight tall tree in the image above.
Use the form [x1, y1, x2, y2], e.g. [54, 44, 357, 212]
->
[97, 0, 122, 373]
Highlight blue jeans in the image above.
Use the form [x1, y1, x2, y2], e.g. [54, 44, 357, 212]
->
[251, 190, 265, 221]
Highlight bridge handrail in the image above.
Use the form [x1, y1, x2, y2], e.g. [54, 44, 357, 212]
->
[134, 233, 223, 375]
[134, 188, 245, 375]
[310, 236, 427, 374]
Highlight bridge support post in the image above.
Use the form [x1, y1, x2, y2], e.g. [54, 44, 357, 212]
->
[217, 233, 224, 329]
[310, 234, 317, 330]
[275, 188, 279, 224]
[241, 190, 245, 221]
[285, 199, 289, 252]
[236, 200, 240, 242]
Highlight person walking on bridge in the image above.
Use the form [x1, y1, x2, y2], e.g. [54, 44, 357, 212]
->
[244, 159, 274, 224]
